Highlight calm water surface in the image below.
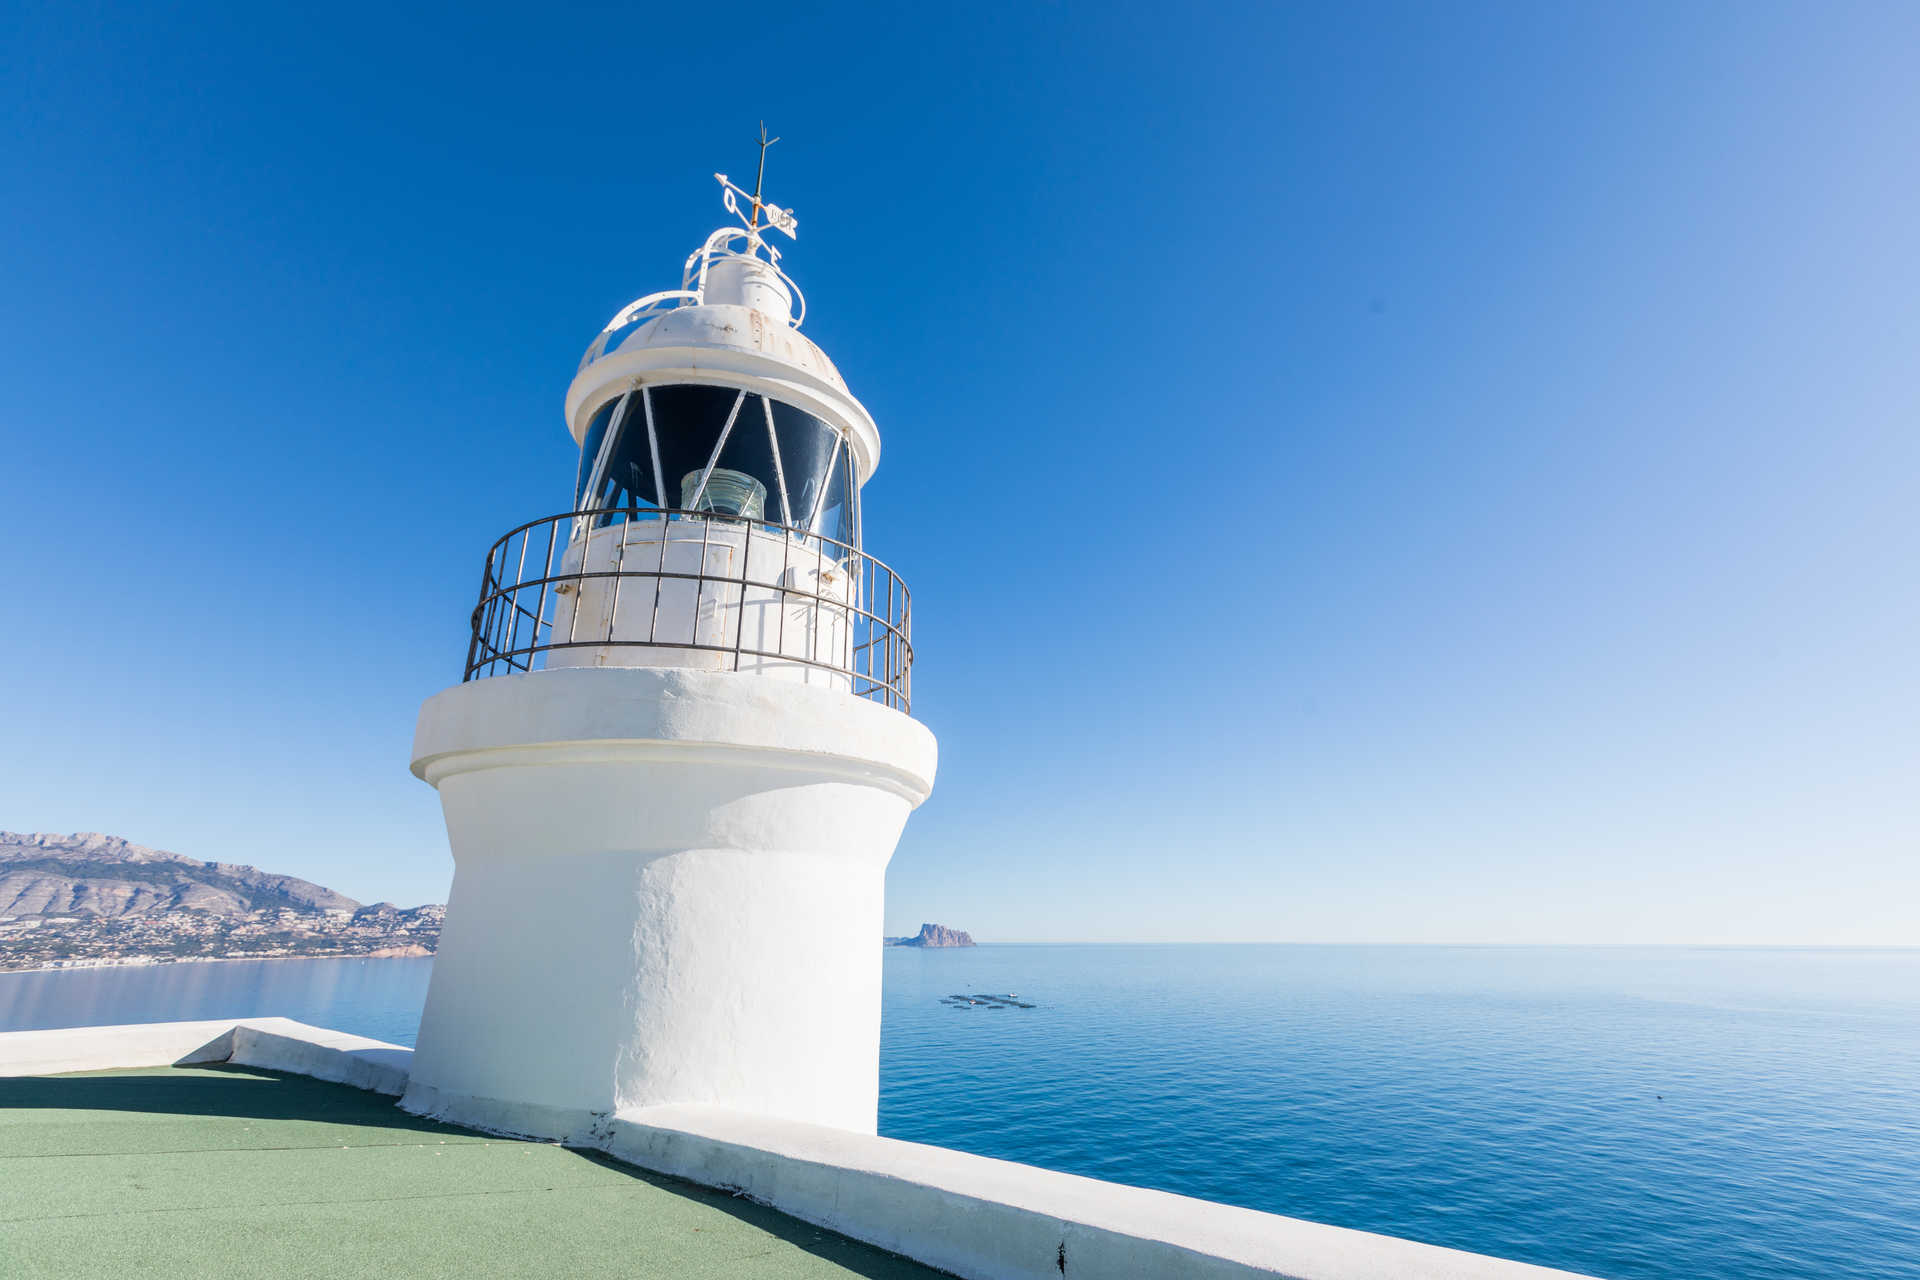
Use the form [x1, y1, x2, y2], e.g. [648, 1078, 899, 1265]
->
[4, 945, 1916, 1280]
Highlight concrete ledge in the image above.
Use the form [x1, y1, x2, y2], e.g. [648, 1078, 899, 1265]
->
[605, 1106, 1598, 1280]
[0, 1018, 412, 1095]
[0, 1020, 248, 1076]
[0, 1020, 1598, 1280]
[225, 1021, 412, 1095]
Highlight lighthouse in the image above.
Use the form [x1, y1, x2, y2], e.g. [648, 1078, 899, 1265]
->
[401, 155, 936, 1141]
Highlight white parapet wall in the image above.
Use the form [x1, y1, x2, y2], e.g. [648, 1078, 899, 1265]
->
[0, 1018, 410, 1094]
[0, 1019, 1598, 1280]
[604, 1105, 1598, 1280]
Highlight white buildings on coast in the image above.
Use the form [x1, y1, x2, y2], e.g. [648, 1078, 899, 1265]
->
[0, 901, 444, 971]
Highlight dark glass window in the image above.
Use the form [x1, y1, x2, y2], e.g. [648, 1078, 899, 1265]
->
[574, 397, 621, 506]
[649, 384, 744, 516]
[584, 392, 663, 528]
[574, 383, 861, 547]
[687, 395, 780, 522]
[768, 399, 838, 533]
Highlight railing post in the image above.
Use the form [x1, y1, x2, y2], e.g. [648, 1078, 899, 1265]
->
[466, 543, 501, 681]
[649, 508, 669, 644]
[605, 519, 628, 658]
[732, 520, 751, 672]
[503, 528, 532, 672]
[529, 518, 558, 671]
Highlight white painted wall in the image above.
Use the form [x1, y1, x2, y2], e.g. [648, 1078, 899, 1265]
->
[403, 665, 936, 1142]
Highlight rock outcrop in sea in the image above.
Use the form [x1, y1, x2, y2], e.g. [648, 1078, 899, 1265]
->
[887, 922, 975, 948]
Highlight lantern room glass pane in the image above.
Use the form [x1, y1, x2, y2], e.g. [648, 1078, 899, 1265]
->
[585, 394, 660, 528]
[699, 394, 783, 523]
[582, 384, 861, 546]
[575, 397, 621, 506]
[648, 384, 743, 517]
[768, 400, 839, 535]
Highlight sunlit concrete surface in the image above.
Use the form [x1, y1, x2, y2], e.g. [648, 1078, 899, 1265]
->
[0, 1065, 942, 1279]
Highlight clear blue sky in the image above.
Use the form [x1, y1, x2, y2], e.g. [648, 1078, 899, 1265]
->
[4, 2, 1915, 943]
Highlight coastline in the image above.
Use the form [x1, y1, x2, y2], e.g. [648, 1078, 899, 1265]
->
[0, 944, 434, 975]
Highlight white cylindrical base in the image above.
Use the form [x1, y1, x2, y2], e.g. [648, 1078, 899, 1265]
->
[401, 666, 935, 1141]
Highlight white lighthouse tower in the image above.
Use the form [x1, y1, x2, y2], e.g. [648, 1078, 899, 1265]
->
[401, 155, 936, 1141]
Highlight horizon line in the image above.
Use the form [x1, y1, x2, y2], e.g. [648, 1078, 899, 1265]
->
[901, 940, 1920, 950]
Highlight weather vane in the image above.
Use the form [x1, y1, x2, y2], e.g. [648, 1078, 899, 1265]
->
[715, 122, 798, 253]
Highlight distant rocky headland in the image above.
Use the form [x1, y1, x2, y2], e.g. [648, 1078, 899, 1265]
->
[0, 831, 442, 972]
[887, 922, 975, 948]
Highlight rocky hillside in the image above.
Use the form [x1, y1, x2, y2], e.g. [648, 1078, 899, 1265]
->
[0, 832, 442, 971]
[0, 831, 360, 918]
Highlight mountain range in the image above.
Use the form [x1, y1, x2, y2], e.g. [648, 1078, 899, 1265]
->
[0, 832, 441, 971]
[0, 833, 966, 972]
[0, 831, 363, 919]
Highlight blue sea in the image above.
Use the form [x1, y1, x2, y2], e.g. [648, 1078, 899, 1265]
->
[3, 945, 1916, 1280]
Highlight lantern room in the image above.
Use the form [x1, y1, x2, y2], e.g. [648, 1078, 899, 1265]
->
[461, 169, 910, 711]
[572, 383, 860, 553]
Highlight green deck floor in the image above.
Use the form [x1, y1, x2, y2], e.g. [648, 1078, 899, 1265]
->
[0, 1065, 945, 1279]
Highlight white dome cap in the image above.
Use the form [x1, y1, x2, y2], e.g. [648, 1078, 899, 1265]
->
[562, 174, 882, 484]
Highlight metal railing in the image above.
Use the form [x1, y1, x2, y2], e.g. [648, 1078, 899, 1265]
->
[463, 508, 912, 712]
